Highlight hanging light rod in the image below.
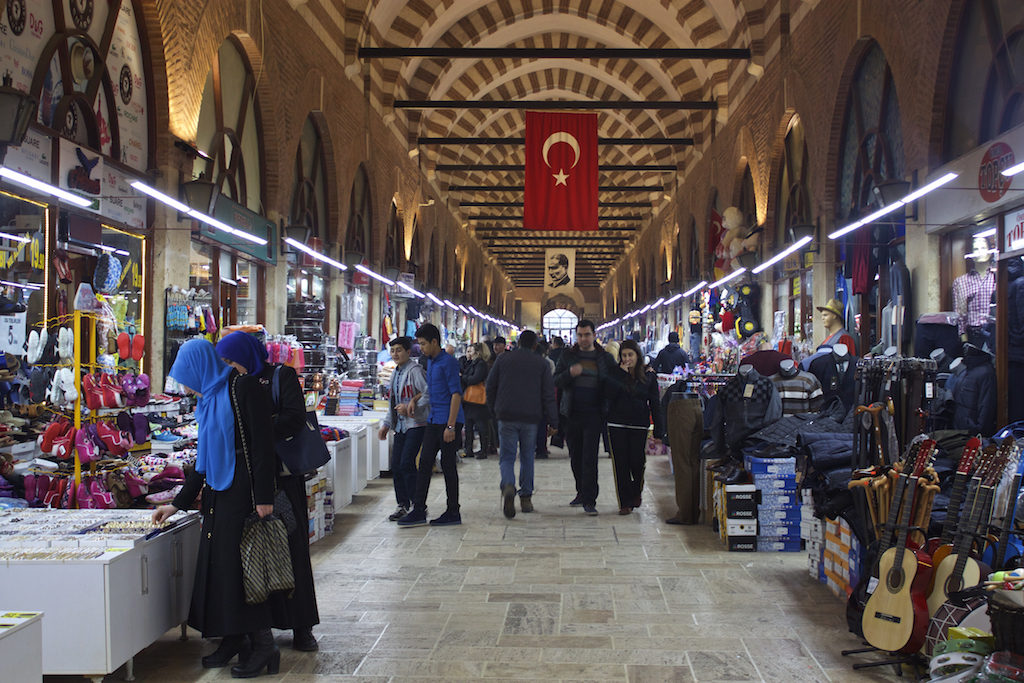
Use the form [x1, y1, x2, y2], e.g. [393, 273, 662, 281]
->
[437, 164, 676, 172]
[467, 215, 645, 221]
[361, 47, 751, 60]
[709, 269, 746, 289]
[1, 167, 93, 207]
[355, 264, 395, 286]
[751, 236, 813, 274]
[396, 280, 425, 298]
[284, 238, 347, 270]
[396, 100, 716, 111]
[1002, 161, 1024, 176]
[447, 185, 665, 192]
[419, 136, 692, 146]
[828, 172, 958, 240]
[664, 293, 683, 306]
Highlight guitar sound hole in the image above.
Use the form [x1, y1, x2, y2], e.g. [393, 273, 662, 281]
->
[945, 575, 962, 595]
[887, 567, 904, 592]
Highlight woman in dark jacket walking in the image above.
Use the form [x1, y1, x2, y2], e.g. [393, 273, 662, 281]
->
[461, 342, 494, 459]
[152, 338, 280, 677]
[217, 332, 320, 652]
[605, 339, 666, 515]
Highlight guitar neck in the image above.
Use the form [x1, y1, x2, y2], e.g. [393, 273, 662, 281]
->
[950, 482, 994, 585]
[883, 471, 912, 551]
[940, 474, 970, 545]
[891, 474, 922, 569]
[995, 472, 1024, 570]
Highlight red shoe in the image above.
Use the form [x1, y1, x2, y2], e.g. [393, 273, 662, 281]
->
[131, 334, 145, 361]
[52, 427, 77, 460]
[96, 421, 130, 456]
[89, 478, 116, 508]
[82, 374, 104, 411]
[38, 419, 71, 454]
[77, 480, 94, 509]
[43, 477, 65, 508]
[117, 333, 130, 360]
[100, 374, 125, 408]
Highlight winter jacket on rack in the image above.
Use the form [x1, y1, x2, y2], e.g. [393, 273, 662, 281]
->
[605, 366, 666, 439]
[712, 369, 782, 458]
[952, 353, 996, 435]
[808, 353, 857, 417]
[1008, 258, 1024, 363]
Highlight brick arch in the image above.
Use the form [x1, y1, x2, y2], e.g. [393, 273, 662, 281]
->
[765, 109, 801, 251]
[134, 0, 171, 172]
[300, 110, 342, 247]
[928, 0, 970, 166]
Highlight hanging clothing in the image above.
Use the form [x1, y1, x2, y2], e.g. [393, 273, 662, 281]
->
[712, 369, 782, 459]
[952, 268, 996, 336]
[770, 369, 825, 415]
[808, 353, 857, 416]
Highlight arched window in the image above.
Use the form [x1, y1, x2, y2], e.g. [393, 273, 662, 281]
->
[384, 202, 402, 269]
[836, 43, 905, 223]
[774, 118, 814, 338]
[543, 309, 580, 344]
[196, 39, 264, 213]
[688, 217, 700, 281]
[346, 164, 372, 259]
[944, 0, 1024, 160]
[289, 116, 327, 238]
[737, 165, 757, 232]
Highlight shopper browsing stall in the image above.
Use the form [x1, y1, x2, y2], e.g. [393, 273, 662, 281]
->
[152, 338, 281, 677]
[460, 342, 493, 459]
[216, 331, 321, 653]
[378, 336, 429, 521]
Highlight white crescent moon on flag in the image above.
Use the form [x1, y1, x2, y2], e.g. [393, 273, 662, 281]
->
[542, 132, 581, 169]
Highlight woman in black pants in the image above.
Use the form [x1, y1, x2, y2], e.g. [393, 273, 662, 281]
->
[461, 342, 493, 459]
[216, 332, 320, 652]
[152, 339, 280, 677]
[605, 339, 665, 515]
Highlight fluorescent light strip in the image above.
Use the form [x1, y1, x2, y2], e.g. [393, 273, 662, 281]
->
[752, 235, 813, 274]
[1002, 161, 1024, 177]
[283, 237, 347, 270]
[0, 231, 30, 244]
[683, 281, 708, 297]
[652, 297, 665, 307]
[95, 243, 131, 257]
[426, 292, 445, 306]
[354, 264, 395, 286]
[640, 305, 651, 313]
[0, 279, 42, 290]
[709, 268, 747, 289]
[442, 299, 459, 310]
[1, 167, 93, 208]
[664, 293, 683, 306]
[468, 305, 480, 315]
[459, 305, 469, 313]
[974, 227, 997, 239]
[828, 172, 958, 240]
[397, 280, 425, 298]
[130, 181, 191, 213]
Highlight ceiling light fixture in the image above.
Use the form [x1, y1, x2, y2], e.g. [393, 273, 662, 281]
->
[1002, 161, 1024, 177]
[709, 268, 747, 289]
[396, 280, 425, 298]
[426, 292, 445, 306]
[664, 293, 683, 306]
[683, 280, 708, 297]
[355, 264, 395, 286]
[974, 227, 997, 239]
[132, 180, 267, 245]
[130, 180, 191, 213]
[0, 230, 30, 243]
[828, 172, 958, 240]
[652, 297, 665, 307]
[283, 238, 347, 270]
[1, 167, 92, 207]
[0, 279, 41, 290]
[751, 235, 813, 274]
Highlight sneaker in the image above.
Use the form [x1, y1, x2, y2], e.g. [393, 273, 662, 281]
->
[502, 484, 516, 519]
[520, 495, 534, 513]
[397, 509, 428, 527]
[429, 509, 462, 526]
[583, 504, 598, 516]
[569, 496, 583, 506]
[388, 505, 410, 522]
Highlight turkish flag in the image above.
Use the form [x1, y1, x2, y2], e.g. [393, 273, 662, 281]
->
[524, 111, 598, 231]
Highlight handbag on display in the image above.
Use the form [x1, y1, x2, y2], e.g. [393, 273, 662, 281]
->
[271, 366, 331, 475]
[463, 382, 486, 405]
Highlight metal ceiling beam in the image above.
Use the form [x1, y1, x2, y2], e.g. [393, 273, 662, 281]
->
[467, 215, 645, 221]
[448, 185, 664, 192]
[360, 47, 751, 60]
[472, 225, 639, 231]
[473, 229, 637, 237]
[420, 137, 692, 146]
[461, 201, 651, 208]
[437, 164, 675, 172]
[396, 100, 715, 110]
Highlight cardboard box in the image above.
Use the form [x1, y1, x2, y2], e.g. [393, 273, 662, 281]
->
[757, 505, 801, 523]
[726, 520, 758, 536]
[727, 535, 757, 552]
[760, 491, 799, 507]
[723, 484, 757, 519]
[754, 474, 797, 491]
[757, 537, 802, 552]
[744, 455, 796, 475]
[759, 522, 801, 538]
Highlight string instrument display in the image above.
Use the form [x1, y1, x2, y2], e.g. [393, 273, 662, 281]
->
[982, 441, 1023, 571]
[927, 437, 982, 556]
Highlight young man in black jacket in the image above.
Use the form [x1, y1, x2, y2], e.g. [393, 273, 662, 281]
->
[650, 332, 690, 374]
[486, 330, 558, 518]
[553, 320, 619, 515]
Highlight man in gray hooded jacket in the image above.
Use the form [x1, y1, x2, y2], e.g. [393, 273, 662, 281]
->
[379, 337, 429, 521]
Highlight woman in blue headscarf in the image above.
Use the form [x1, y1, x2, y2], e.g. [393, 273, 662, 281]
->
[152, 338, 280, 676]
[217, 331, 320, 652]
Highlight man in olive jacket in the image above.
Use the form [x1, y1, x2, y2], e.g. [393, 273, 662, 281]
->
[487, 330, 558, 518]
[553, 320, 620, 515]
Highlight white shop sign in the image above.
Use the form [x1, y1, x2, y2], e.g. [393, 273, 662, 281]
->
[924, 121, 1024, 233]
[0, 312, 27, 355]
[1005, 207, 1024, 253]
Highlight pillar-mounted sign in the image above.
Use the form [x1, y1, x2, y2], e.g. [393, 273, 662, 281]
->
[195, 195, 277, 263]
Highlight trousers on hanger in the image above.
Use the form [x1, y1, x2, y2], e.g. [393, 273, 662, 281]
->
[667, 398, 703, 524]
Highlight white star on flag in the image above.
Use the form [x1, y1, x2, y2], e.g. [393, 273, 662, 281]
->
[552, 169, 568, 186]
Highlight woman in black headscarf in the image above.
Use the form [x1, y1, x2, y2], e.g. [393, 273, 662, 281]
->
[216, 331, 321, 652]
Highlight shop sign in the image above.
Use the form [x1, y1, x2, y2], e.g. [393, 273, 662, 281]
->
[925, 121, 1024, 233]
[58, 139, 102, 211]
[196, 195, 277, 264]
[1, 128, 50, 181]
[1005, 206, 1024, 253]
[0, 312, 27, 355]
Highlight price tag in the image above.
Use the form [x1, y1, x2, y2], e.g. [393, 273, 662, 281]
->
[867, 576, 879, 596]
[743, 384, 754, 399]
[0, 312, 26, 355]
[925, 383, 934, 399]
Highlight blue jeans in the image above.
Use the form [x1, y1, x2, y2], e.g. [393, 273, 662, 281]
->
[498, 420, 538, 496]
[391, 427, 424, 508]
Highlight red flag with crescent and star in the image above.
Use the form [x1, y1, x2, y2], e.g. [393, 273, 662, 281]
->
[524, 111, 598, 231]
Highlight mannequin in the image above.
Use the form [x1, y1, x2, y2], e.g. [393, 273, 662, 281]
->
[809, 342, 857, 418]
[712, 364, 782, 469]
[816, 298, 857, 355]
[953, 235, 996, 348]
[930, 348, 952, 373]
[779, 359, 797, 376]
[771, 358, 825, 415]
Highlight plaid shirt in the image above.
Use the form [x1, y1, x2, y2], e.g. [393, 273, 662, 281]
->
[953, 269, 995, 334]
[770, 371, 824, 415]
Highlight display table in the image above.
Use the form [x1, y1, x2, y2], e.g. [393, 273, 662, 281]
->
[327, 437, 355, 508]
[0, 509, 200, 681]
[0, 610, 43, 681]
[320, 414, 392, 480]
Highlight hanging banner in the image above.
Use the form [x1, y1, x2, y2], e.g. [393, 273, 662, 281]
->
[544, 248, 576, 292]
[524, 112, 598, 231]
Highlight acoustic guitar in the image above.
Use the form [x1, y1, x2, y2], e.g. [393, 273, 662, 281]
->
[926, 437, 982, 556]
[861, 439, 937, 654]
[982, 441, 1023, 570]
[930, 444, 995, 571]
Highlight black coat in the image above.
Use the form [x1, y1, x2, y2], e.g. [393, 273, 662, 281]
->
[1008, 258, 1024, 363]
[486, 347, 557, 425]
[553, 343, 619, 417]
[953, 354, 996, 435]
[173, 371, 277, 638]
[605, 367, 665, 439]
[650, 343, 690, 374]
[460, 357, 489, 389]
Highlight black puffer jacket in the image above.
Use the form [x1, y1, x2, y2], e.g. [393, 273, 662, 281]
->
[605, 367, 665, 439]
[1008, 258, 1024, 363]
[953, 352, 996, 435]
[460, 357, 489, 389]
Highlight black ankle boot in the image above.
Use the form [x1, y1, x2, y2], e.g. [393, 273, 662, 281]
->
[292, 626, 318, 651]
[230, 629, 280, 678]
[202, 634, 251, 668]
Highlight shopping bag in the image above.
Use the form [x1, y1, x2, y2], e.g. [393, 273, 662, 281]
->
[239, 513, 295, 605]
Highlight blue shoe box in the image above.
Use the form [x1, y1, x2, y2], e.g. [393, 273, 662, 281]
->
[757, 505, 801, 524]
[757, 537, 803, 552]
[744, 455, 796, 476]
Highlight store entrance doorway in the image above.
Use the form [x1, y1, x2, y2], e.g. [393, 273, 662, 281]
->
[220, 280, 237, 327]
[543, 308, 579, 345]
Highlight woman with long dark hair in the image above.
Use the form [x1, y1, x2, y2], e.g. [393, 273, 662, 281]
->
[461, 341, 494, 459]
[605, 339, 665, 515]
[152, 338, 280, 677]
[217, 331, 320, 652]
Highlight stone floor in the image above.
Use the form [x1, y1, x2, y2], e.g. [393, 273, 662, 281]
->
[55, 445, 907, 682]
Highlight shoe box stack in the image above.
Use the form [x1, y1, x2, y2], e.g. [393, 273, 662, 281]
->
[821, 517, 861, 599]
[800, 489, 825, 581]
[285, 300, 327, 376]
[746, 455, 801, 552]
[713, 480, 758, 551]
[304, 467, 329, 544]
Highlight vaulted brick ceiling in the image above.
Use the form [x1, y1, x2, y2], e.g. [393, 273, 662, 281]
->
[355, 0, 769, 288]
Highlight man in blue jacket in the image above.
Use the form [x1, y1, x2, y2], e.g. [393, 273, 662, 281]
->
[651, 332, 690, 374]
[487, 330, 558, 518]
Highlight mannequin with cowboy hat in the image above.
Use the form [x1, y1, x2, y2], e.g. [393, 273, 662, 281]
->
[816, 298, 857, 356]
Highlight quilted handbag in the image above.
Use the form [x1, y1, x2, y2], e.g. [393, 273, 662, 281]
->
[239, 513, 294, 605]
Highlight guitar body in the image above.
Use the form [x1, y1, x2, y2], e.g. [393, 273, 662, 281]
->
[926, 544, 954, 592]
[926, 553, 990, 617]
[862, 546, 933, 654]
